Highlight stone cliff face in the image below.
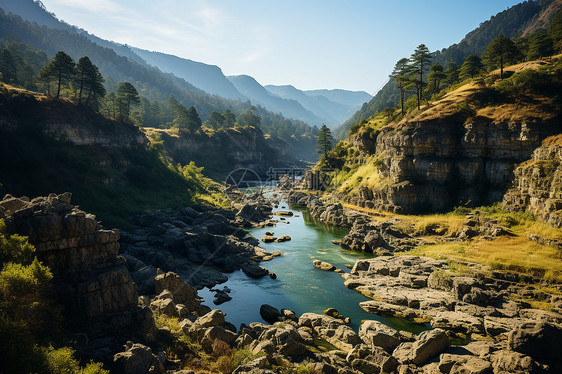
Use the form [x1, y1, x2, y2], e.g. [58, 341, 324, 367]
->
[333, 79, 561, 213]
[503, 135, 562, 228]
[0, 193, 152, 338]
[361, 116, 557, 213]
[0, 91, 145, 147]
[146, 126, 292, 177]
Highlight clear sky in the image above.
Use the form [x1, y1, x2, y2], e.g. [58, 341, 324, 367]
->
[40, 0, 522, 94]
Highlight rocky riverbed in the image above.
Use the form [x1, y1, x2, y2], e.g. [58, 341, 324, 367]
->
[2, 191, 562, 373]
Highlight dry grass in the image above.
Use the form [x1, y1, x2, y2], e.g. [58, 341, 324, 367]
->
[406, 236, 562, 282]
[341, 202, 562, 282]
[336, 161, 386, 196]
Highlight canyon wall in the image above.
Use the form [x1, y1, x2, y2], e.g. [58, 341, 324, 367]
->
[503, 135, 562, 228]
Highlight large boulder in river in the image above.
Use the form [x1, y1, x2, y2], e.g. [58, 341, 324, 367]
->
[313, 259, 336, 271]
[260, 304, 283, 324]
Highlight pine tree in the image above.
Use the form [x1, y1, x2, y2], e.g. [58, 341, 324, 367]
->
[427, 64, 446, 95]
[444, 62, 460, 85]
[527, 31, 554, 60]
[75, 56, 106, 105]
[116, 82, 140, 121]
[390, 58, 412, 115]
[482, 34, 519, 79]
[317, 124, 333, 157]
[38, 51, 75, 98]
[410, 44, 432, 110]
[459, 54, 484, 80]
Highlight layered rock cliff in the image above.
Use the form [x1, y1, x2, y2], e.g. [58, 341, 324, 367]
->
[503, 135, 562, 228]
[0, 192, 154, 339]
[144, 126, 295, 178]
[326, 66, 561, 213]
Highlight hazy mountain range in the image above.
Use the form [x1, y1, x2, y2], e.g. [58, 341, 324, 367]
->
[0, 0, 370, 128]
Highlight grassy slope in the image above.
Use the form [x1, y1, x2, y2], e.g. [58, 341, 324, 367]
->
[311, 58, 562, 284]
[323, 56, 562, 201]
[341, 202, 562, 284]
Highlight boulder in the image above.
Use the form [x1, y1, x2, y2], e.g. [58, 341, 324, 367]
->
[359, 320, 401, 352]
[507, 321, 562, 368]
[313, 259, 336, 271]
[150, 298, 178, 317]
[113, 343, 164, 374]
[261, 236, 277, 243]
[408, 328, 450, 365]
[191, 309, 226, 329]
[154, 272, 196, 304]
[449, 357, 492, 374]
[242, 263, 269, 278]
[260, 304, 282, 324]
[490, 350, 542, 374]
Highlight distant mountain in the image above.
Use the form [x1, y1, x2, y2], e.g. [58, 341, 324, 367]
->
[303, 89, 371, 107]
[0, 0, 68, 30]
[132, 48, 247, 101]
[227, 75, 324, 125]
[336, 0, 559, 139]
[265, 85, 368, 129]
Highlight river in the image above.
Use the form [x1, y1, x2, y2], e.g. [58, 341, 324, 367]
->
[199, 201, 425, 333]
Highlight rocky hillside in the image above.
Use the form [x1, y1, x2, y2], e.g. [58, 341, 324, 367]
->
[0, 84, 210, 226]
[143, 125, 299, 179]
[337, 0, 561, 139]
[0, 193, 156, 342]
[321, 58, 562, 214]
[503, 135, 562, 228]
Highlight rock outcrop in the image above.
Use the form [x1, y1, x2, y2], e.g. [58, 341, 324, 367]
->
[503, 135, 562, 228]
[0, 193, 152, 338]
[352, 115, 558, 213]
[144, 126, 291, 177]
[120, 204, 278, 290]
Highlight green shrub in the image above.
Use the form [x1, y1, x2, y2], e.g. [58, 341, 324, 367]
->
[0, 221, 37, 267]
[495, 69, 551, 95]
[43, 346, 109, 374]
[0, 259, 56, 333]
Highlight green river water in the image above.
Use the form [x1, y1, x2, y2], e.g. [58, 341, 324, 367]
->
[199, 202, 425, 333]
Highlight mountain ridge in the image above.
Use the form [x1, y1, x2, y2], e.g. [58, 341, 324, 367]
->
[336, 0, 560, 139]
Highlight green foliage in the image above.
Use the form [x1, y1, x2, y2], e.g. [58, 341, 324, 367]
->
[482, 34, 519, 78]
[38, 51, 75, 98]
[238, 106, 261, 127]
[115, 81, 140, 121]
[0, 224, 36, 267]
[391, 57, 414, 114]
[444, 62, 460, 85]
[427, 63, 446, 95]
[43, 346, 109, 374]
[495, 68, 553, 95]
[316, 124, 334, 156]
[0, 317, 47, 374]
[75, 56, 105, 108]
[410, 44, 432, 109]
[527, 31, 554, 60]
[459, 54, 484, 80]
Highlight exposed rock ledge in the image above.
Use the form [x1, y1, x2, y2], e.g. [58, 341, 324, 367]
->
[503, 135, 562, 228]
[0, 193, 155, 340]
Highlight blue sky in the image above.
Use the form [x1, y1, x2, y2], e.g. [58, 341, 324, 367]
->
[40, 0, 522, 94]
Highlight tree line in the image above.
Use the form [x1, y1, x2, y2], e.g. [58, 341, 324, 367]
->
[388, 11, 562, 118]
